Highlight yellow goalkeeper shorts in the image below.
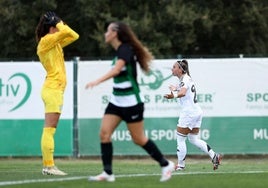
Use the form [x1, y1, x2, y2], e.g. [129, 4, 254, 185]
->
[41, 87, 63, 113]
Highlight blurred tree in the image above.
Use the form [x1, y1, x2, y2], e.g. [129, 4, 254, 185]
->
[0, 0, 57, 60]
[190, 0, 268, 56]
[0, 0, 267, 59]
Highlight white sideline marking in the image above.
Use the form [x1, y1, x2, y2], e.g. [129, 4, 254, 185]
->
[0, 176, 86, 186]
[0, 171, 267, 186]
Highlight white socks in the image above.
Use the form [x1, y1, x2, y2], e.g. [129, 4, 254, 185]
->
[177, 132, 216, 167]
[176, 132, 187, 167]
[188, 133, 215, 159]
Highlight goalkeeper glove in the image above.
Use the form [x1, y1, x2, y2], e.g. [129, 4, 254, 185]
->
[44, 11, 61, 27]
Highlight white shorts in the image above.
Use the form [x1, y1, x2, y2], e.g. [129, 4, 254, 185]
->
[177, 113, 202, 130]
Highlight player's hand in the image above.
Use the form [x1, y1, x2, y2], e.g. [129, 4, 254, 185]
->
[44, 11, 61, 27]
[164, 92, 174, 99]
[169, 84, 177, 91]
[85, 81, 98, 89]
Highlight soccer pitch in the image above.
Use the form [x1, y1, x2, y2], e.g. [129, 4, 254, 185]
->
[0, 156, 268, 188]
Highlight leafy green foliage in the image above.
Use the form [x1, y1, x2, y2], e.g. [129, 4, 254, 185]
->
[0, 0, 267, 59]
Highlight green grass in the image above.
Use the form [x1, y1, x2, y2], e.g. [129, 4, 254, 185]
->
[1, 156, 268, 188]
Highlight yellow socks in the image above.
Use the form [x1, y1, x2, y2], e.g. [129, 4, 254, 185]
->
[41, 127, 56, 167]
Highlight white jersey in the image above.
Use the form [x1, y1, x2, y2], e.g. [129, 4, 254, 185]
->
[177, 74, 202, 115]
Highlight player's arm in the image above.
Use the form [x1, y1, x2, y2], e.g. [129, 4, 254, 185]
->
[37, 22, 79, 53]
[56, 22, 79, 48]
[174, 87, 186, 98]
[169, 84, 178, 91]
[85, 59, 125, 89]
[164, 87, 186, 99]
[173, 77, 190, 98]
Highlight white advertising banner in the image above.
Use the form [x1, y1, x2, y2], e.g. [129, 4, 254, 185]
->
[78, 58, 268, 118]
[0, 62, 74, 119]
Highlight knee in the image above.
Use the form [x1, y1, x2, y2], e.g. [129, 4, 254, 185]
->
[132, 136, 147, 146]
[188, 134, 198, 144]
[99, 130, 112, 142]
[132, 139, 141, 146]
[177, 133, 187, 145]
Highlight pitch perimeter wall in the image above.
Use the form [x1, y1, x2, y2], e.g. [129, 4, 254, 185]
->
[0, 58, 267, 157]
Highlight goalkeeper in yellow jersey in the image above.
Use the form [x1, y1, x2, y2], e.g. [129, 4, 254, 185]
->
[35, 11, 79, 175]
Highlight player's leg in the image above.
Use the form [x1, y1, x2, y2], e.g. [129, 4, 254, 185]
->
[188, 113, 221, 170]
[41, 88, 66, 175]
[126, 103, 168, 166]
[41, 113, 66, 175]
[175, 112, 192, 170]
[42, 113, 68, 175]
[128, 121, 174, 182]
[89, 103, 121, 182]
[127, 103, 174, 182]
[188, 131, 221, 170]
[128, 120, 167, 163]
[188, 129, 215, 158]
[100, 114, 121, 173]
[176, 126, 190, 170]
[41, 113, 59, 167]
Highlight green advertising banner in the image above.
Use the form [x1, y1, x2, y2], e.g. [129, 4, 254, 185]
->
[0, 120, 73, 156]
[78, 116, 268, 156]
[0, 62, 74, 156]
[1, 59, 268, 157]
[78, 58, 268, 156]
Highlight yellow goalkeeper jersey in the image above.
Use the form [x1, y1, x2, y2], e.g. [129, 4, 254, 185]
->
[37, 22, 79, 91]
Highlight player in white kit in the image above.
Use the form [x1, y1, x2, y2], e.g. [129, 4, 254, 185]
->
[164, 59, 221, 171]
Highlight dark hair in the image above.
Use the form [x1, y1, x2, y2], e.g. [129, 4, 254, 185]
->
[35, 15, 50, 43]
[111, 22, 153, 73]
[177, 59, 190, 76]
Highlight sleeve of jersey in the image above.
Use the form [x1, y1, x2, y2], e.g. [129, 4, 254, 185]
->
[117, 45, 131, 63]
[181, 76, 189, 89]
[37, 22, 79, 54]
[56, 22, 79, 48]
